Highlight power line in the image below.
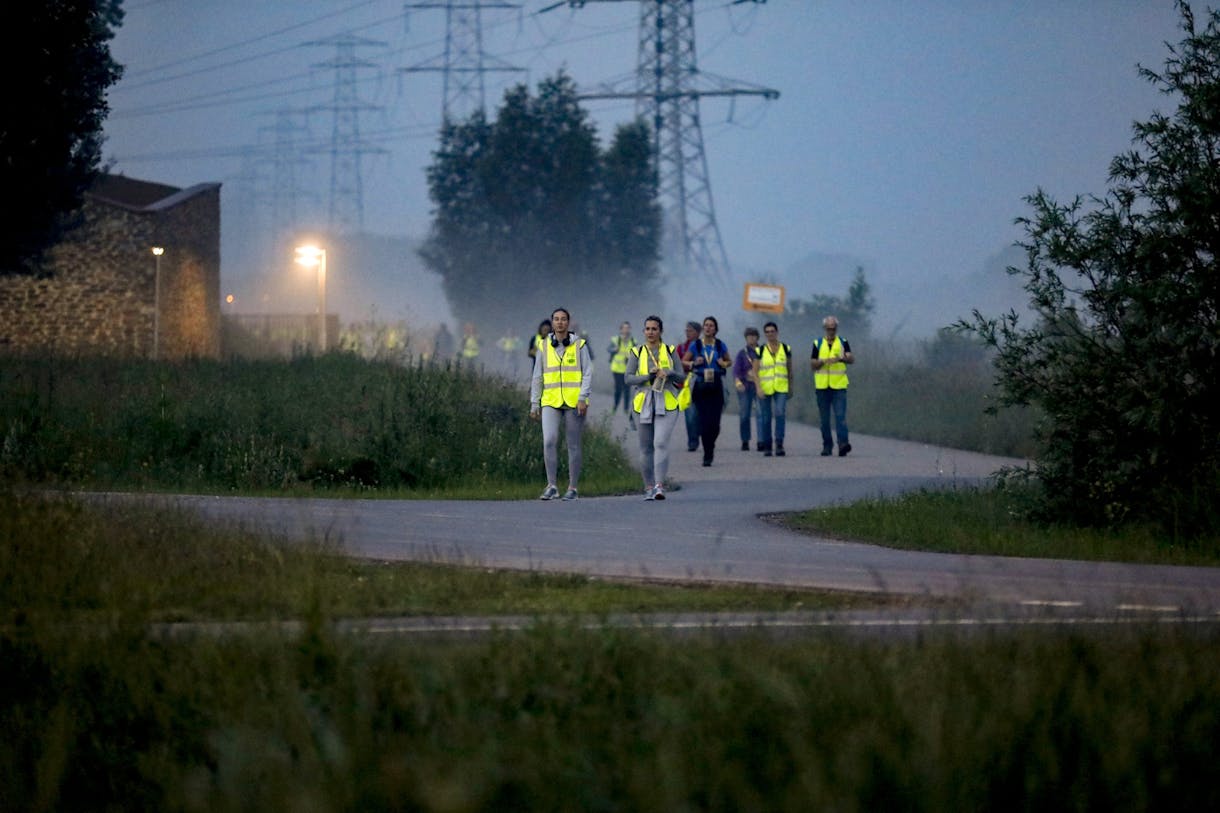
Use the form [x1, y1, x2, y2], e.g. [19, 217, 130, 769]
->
[120, 0, 386, 83]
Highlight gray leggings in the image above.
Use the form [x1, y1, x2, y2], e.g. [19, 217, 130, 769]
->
[637, 409, 679, 487]
[542, 406, 584, 488]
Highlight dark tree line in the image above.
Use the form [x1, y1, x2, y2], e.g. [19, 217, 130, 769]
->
[1, 1, 124, 274]
[420, 72, 662, 329]
[961, 1, 1220, 535]
[785, 266, 875, 342]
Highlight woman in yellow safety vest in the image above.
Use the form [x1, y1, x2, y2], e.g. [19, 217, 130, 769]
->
[528, 319, 551, 364]
[625, 315, 684, 500]
[528, 307, 592, 501]
[751, 320, 795, 457]
[607, 321, 637, 428]
[461, 322, 480, 361]
[810, 314, 854, 456]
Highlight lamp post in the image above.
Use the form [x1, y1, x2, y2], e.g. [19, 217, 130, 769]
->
[294, 244, 328, 352]
[151, 246, 165, 359]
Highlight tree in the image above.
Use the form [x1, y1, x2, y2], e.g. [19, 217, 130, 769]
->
[1, 1, 124, 274]
[420, 72, 661, 328]
[786, 266, 875, 342]
[960, 2, 1220, 534]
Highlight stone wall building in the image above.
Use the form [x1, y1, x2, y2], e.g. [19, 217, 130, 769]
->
[0, 174, 221, 359]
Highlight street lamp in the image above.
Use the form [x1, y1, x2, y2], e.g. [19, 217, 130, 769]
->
[294, 244, 328, 352]
[151, 246, 165, 359]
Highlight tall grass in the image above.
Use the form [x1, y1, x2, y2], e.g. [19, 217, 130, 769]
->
[781, 332, 1038, 457]
[3, 622, 1217, 811]
[0, 354, 637, 495]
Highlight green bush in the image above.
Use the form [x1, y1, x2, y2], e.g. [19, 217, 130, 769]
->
[961, 5, 1220, 534]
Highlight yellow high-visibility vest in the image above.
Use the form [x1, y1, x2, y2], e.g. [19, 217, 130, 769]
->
[757, 343, 790, 395]
[539, 337, 586, 408]
[609, 336, 636, 374]
[814, 336, 849, 390]
[632, 344, 680, 413]
[462, 335, 479, 358]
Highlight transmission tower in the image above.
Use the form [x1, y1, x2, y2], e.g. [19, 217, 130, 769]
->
[401, 2, 524, 122]
[257, 109, 314, 242]
[305, 34, 388, 234]
[555, 0, 777, 286]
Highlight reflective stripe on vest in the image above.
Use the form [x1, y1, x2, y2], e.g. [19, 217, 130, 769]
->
[610, 336, 636, 374]
[540, 338, 585, 408]
[758, 344, 789, 395]
[462, 336, 479, 358]
[815, 336, 849, 390]
[632, 344, 679, 413]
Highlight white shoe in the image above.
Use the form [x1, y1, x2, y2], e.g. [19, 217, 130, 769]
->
[561, 488, 578, 501]
[644, 486, 655, 501]
[653, 484, 665, 500]
[539, 485, 559, 500]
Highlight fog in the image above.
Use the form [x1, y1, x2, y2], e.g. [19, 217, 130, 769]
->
[103, 1, 1183, 347]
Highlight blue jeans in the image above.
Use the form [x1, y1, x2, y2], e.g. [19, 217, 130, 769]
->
[816, 388, 849, 449]
[737, 388, 759, 443]
[684, 398, 700, 450]
[757, 391, 788, 448]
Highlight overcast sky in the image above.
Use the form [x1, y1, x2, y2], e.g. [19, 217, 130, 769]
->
[103, 0, 1187, 329]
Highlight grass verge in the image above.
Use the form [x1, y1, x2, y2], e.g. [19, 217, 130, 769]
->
[0, 490, 886, 626]
[779, 484, 1220, 566]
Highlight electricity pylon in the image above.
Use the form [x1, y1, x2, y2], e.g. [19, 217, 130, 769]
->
[401, 2, 525, 122]
[257, 109, 313, 242]
[304, 33, 388, 234]
[553, 0, 777, 286]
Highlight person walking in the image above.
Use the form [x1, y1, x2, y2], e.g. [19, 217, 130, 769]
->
[733, 326, 762, 451]
[529, 307, 592, 500]
[675, 321, 701, 452]
[683, 316, 732, 466]
[752, 321, 794, 457]
[607, 321, 637, 429]
[527, 319, 551, 366]
[497, 329, 522, 377]
[811, 314, 855, 456]
[625, 315, 684, 500]
[461, 322, 480, 363]
[432, 323, 455, 362]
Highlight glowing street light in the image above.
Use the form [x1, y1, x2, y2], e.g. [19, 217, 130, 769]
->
[294, 244, 328, 352]
[151, 246, 165, 359]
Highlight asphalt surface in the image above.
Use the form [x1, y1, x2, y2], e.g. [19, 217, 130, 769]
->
[132, 407, 1220, 617]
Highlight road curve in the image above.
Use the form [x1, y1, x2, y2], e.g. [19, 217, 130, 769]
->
[129, 412, 1220, 615]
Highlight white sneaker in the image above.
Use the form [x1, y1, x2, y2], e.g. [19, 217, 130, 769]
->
[561, 488, 578, 501]
[653, 484, 665, 500]
[644, 485, 655, 500]
[539, 485, 559, 501]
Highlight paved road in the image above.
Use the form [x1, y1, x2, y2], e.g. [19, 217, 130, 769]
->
[141, 410, 1220, 615]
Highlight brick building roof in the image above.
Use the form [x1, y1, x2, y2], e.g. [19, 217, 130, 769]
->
[87, 174, 183, 210]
